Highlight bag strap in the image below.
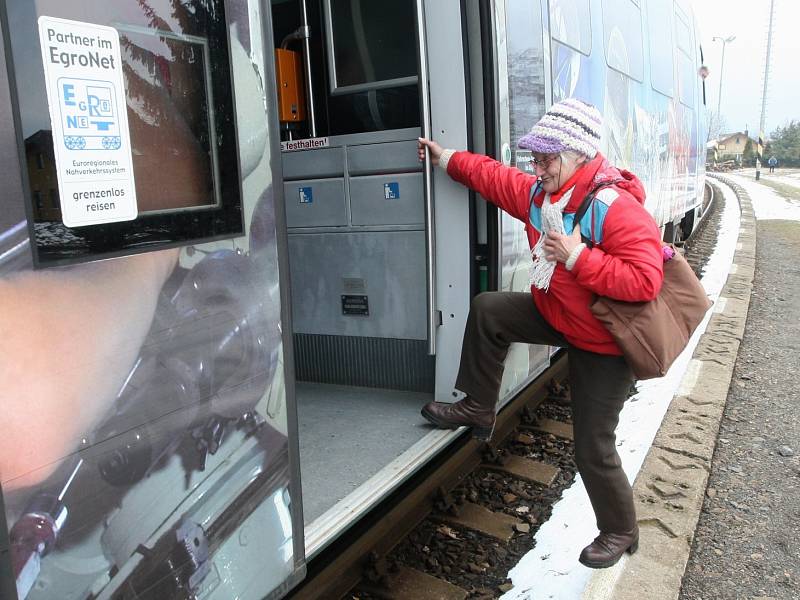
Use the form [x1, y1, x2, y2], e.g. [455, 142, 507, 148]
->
[528, 180, 543, 213]
[571, 181, 621, 248]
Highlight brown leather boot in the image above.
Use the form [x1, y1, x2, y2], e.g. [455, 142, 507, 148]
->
[420, 396, 496, 441]
[578, 528, 639, 569]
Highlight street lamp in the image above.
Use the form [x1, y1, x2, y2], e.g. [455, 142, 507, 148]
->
[712, 35, 736, 116]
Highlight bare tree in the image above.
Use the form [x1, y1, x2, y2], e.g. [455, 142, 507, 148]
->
[705, 109, 727, 144]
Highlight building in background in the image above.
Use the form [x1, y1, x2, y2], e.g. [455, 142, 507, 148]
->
[711, 130, 759, 164]
[24, 130, 61, 222]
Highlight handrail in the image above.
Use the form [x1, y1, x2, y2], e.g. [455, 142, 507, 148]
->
[298, 0, 317, 137]
[415, 0, 437, 355]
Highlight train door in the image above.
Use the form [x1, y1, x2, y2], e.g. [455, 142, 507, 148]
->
[0, 1, 305, 599]
[467, 0, 553, 405]
[268, 0, 474, 534]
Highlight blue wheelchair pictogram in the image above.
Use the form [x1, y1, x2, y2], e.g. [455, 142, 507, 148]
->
[384, 182, 400, 199]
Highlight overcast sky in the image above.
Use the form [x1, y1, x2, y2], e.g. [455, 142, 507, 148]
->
[691, 0, 799, 138]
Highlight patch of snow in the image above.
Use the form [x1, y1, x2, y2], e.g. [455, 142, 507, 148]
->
[726, 173, 800, 221]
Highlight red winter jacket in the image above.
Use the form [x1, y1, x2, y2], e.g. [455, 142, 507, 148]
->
[446, 151, 663, 355]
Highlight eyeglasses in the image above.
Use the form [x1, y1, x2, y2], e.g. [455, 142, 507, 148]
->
[531, 154, 561, 169]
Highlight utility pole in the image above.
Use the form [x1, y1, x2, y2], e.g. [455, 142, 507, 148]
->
[756, 0, 776, 181]
[712, 35, 736, 117]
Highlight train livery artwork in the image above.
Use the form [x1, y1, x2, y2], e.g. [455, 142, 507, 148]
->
[0, 1, 707, 599]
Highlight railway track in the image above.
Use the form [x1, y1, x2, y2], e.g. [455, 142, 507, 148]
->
[287, 183, 724, 600]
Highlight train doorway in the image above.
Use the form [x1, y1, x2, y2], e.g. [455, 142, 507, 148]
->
[267, 0, 474, 540]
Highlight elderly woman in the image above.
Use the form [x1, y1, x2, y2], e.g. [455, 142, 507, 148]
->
[417, 98, 664, 568]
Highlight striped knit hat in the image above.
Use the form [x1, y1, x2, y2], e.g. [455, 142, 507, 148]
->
[517, 98, 602, 158]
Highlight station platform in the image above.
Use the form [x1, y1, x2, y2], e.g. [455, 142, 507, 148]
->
[498, 172, 800, 599]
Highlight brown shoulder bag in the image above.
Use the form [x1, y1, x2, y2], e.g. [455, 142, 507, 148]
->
[573, 189, 712, 380]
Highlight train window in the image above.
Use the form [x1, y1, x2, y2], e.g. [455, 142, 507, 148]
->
[675, 7, 695, 107]
[677, 53, 695, 108]
[647, 0, 674, 97]
[507, 0, 548, 149]
[319, 0, 421, 135]
[325, 85, 421, 136]
[4, 0, 243, 268]
[674, 7, 692, 54]
[323, 0, 418, 95]
[602, 0, 644, 82]
[549, 0, 592, 56]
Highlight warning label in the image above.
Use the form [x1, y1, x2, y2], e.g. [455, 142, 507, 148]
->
[281, 137, 330, 152]
[38, 16, 137, 227]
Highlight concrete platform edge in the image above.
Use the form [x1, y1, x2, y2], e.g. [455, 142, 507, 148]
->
[582, 176, 755, 600]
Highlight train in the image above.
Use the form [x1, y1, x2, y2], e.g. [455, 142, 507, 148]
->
[0, 0, 706, 598]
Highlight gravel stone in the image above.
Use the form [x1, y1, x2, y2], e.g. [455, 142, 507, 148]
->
[679, 218, 800, 600]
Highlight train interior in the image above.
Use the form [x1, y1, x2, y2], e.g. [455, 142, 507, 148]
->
[270, 0, 475, 542]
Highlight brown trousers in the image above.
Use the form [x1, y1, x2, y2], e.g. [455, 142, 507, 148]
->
[455, 292, 636, 533]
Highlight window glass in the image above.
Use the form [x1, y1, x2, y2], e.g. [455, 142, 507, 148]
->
[549, 0, 591, 55]
[326, 86, 420, 135]
[322, 0, 420, 135]
[328, 0, 417, 92]
[675, 7, 694, 107]
[647, 0, 674, 96]
[507, 0, 548, 158]
[674, 7, 691, 54]
[6, 0, 243, 267]
[678, 53, 694, 107]
[602, 0, 644, 81]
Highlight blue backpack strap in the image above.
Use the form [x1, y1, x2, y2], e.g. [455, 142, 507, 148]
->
[528, 181, 543, 232]
[571, 181, 621, 247]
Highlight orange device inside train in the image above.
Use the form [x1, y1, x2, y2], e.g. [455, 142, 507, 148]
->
[274, 48, 306, 123]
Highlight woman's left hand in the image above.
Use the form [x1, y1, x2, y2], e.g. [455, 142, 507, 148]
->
[544, 226, 582, 263]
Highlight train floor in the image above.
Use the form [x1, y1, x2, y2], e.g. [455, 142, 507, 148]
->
[296, 382, 434, 524]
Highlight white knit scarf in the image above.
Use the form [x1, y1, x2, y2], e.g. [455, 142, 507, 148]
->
[529, 187, 574, 291]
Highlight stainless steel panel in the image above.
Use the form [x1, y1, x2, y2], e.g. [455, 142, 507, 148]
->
[288, 230, 427, 339]
[423, 0, 471, 401]
[346, 140, 422, 176]
[284, 178, 347, 228]
[281, 147, 345, 180]
[349, 173, 424, 226]
[322, 127, 421, 148]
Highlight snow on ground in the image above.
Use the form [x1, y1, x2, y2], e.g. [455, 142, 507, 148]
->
[736, 167, 800, 190]
[727, 172, 800, 221]
[502, 178, 744, 600]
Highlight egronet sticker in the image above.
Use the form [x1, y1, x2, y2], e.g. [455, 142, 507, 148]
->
[37, 16, 137, 227]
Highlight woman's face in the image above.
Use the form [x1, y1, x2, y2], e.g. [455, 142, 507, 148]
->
[532, 152, 586, 193]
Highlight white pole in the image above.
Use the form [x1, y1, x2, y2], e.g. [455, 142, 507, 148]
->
[756, 0, 776, 180]
[716, 42, 727, 116]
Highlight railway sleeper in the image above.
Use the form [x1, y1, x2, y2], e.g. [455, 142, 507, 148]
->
[359, 565, 469, 600]
[436, 501, 523, 542]
[482, 455, 560, 487]
[518, 417, 575, 441]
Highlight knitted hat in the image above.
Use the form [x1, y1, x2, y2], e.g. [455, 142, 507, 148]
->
[517, 98, 602, 158]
